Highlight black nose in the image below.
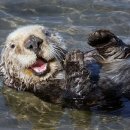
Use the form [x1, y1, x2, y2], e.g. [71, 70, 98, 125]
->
[24, 35, 43, 52]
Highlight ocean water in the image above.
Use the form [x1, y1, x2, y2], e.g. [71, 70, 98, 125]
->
[0, 0, 130, 130]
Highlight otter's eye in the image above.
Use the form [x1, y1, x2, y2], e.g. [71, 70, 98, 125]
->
[10, 44, 15, 49]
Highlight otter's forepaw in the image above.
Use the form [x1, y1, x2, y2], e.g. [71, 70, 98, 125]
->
[65, 50, 84, 64]
[88, 29, 118, 47]
[65, 50, 84, 76]
[65, 50, 90, 99]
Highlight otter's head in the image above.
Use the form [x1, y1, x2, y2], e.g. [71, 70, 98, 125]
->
[0, 25, 67, 90]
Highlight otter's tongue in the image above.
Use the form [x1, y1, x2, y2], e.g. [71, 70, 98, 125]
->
[31, 59, 47, 73]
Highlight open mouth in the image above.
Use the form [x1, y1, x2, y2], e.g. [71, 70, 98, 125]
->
[29, 58, 49, 76]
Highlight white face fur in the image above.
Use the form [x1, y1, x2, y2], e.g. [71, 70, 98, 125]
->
[0, 25, 67, 90]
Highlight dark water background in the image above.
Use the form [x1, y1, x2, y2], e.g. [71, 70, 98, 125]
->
[0, 0, 130, 130]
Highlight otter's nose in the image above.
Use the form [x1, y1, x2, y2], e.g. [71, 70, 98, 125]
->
[24, 35, 43, 52]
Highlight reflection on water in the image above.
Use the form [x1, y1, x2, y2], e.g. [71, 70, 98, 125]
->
[3, 87, 91, 130]
[3, 87, 130, 130]
[0, 0, 130, 130]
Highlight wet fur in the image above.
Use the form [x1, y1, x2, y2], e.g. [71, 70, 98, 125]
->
[64, 30, 130, 109]
[1, 27, 130, 109]
[0, 25, 67, 95]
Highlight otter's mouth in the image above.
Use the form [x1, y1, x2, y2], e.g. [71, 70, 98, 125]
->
[29, 58, 49, 76]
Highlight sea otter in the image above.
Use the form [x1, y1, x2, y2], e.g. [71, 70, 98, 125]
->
[0, 25, 67, 103]
[1, 25, 130, 109]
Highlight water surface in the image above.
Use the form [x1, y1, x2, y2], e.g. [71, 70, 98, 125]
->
[0, 0, 130, 130]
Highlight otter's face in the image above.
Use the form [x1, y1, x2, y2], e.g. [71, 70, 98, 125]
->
[0, 25, 66, 89]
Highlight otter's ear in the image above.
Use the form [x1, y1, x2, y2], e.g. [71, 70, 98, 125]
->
[42, 28, 52, 37]
[42, 27, 60, 39]
[44, 30, 51, 37]
[43, 28, 67, 50]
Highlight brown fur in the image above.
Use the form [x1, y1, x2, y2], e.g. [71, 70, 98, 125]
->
[1, 27, 130, 109]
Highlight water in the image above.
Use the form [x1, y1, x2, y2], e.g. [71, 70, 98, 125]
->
[0, 0, 130, 129]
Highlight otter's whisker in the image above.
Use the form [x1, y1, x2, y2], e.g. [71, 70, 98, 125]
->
[51, 48, 63, 61]
[54, 50, 65, 61]
[52, 44, 67, 55]
[50, 43, 67, 61]
[49, 44, 63, 61]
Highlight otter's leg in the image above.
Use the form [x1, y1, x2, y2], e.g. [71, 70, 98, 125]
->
[88, 30, 130, 61]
